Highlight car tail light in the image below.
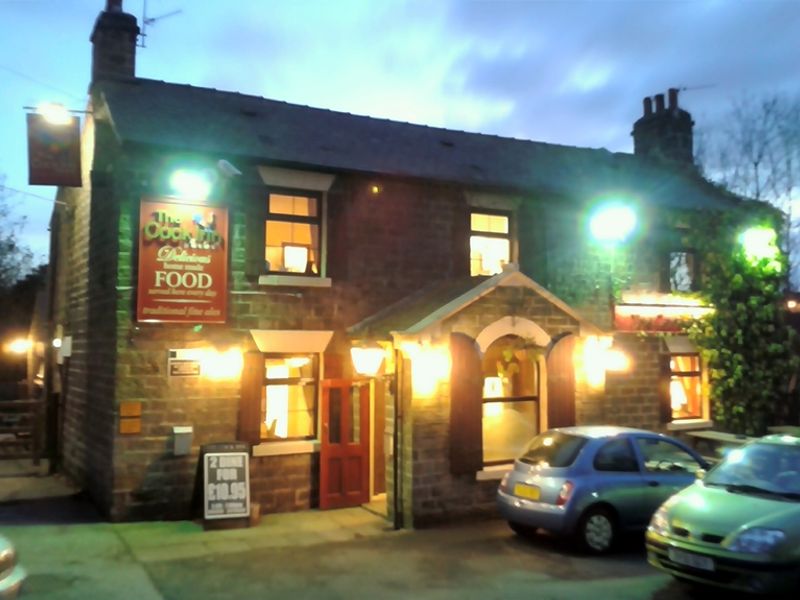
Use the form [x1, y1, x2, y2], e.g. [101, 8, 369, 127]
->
[556, 481, 574, 506]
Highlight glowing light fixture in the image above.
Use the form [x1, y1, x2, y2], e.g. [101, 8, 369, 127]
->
[788, 300, 798, 310]
[739, 226, 781, 269]
[283, 245, 309, 273]
[201, 348, 244, 379]
[6, 338, 32, 355]
[36, 102, 72, 125]
[351, 344, 385, 377]
[170, 169, 212, 200]
[402, 341, 451, 397]
[52, 337, 63, 349]
[603, 348, 631, 372]
[590, 203, 636, 243]
[482, 376, 504, 399]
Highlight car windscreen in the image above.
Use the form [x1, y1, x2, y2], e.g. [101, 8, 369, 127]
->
[518, 431, 587, 468]
[705, 442, 800, 499]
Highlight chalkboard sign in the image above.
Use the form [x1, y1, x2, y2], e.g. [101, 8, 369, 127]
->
[203, 450, 250, 520]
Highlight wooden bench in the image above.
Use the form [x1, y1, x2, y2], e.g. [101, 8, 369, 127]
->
[685, 430, 755, 462]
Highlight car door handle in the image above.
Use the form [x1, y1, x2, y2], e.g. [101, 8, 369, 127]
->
[647, 481, 660, 487]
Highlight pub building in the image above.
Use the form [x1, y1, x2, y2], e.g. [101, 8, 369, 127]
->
[39, 0, 759, 526]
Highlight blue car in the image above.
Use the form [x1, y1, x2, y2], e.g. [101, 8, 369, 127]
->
[497, 426, 709, 554]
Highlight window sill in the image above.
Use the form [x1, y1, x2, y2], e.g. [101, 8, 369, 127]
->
[475, 463, 513, 481]
[666, 419, 712, 432]
[258, 275, 332, 288]
[252, 440, 320, 457]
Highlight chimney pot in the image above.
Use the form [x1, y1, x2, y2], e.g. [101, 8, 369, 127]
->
[107, 0, 122, 12]
[643, 97, 653, 116]
[668, 88, 679, 110]
[655, 93, 665, 112]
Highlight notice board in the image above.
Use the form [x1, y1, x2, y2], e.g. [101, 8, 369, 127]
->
[202, 445, 250, 520]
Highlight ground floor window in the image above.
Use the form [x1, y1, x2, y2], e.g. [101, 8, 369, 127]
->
[669, 353, 702, 420]
[261, 354, 319, 440]
[481, 335, 539, 464]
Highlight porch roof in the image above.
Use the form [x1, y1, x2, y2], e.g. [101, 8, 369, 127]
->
[347, 264, 604, 341]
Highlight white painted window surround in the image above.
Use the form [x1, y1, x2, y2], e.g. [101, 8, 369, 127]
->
[476, 464, 512, 481]
[252, 440, 320, 457]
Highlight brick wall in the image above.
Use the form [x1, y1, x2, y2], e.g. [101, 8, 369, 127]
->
[54, 114, 119, 515]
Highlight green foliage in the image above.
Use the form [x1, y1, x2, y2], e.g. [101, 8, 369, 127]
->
[0, 179, 33, 292]
[684, 206, 799, 435]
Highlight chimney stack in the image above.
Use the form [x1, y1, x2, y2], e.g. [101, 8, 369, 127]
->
[631, 88, 695, 168]
[668, 87, 679, 110]
[90, 0, 140, 83]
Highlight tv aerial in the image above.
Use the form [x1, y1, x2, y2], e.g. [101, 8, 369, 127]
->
[137, 0, 183, 48]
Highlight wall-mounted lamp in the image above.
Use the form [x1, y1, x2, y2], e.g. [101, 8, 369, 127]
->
[4, 338, 32, 355]
[401, 341, 451, 397]
[169, 169, 213, 201]
[589, 203, 637, 244]
[36, 102, 72, 125]
[369, 183, 382, 195]
[351, 344, 385, 377]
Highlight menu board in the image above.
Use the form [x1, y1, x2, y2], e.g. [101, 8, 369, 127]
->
[203, 450, 250, 520]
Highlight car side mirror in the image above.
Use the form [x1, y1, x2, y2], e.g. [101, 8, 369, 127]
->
[695, 468, 706, 481]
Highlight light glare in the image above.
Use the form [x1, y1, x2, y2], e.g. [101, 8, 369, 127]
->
[590, 204, 636, 243]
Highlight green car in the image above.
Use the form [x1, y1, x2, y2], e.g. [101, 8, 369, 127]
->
[646, 434, 800, 595]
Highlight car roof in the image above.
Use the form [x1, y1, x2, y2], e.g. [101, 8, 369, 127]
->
[755, 434, 800, 447]
[551, 425, 655, 439]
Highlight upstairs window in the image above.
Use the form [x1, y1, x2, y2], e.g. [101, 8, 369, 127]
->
[470, 211, 510, 276]
[668, 251, 697, 292]
[265, 192, 321, 275]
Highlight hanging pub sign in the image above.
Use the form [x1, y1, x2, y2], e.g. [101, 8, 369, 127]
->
[26, 113, 82, 187]
[137, 198, 228, 323]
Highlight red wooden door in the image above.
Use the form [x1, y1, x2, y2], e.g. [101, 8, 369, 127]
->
[546, 334, 576, 429]
[320, 379, 370, 509]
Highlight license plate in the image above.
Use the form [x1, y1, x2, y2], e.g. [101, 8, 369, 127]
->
[668, 548, 715, 572]
[513, 483, 540, 501]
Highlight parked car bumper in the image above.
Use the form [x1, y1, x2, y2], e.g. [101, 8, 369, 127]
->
[496, 488, 573, 534]
[646, 531, 800, 595]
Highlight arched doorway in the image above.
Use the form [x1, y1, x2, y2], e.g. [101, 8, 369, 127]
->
[480, 334, 541, 464]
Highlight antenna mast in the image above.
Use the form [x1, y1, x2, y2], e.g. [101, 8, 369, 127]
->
[138, 0, 183, 48]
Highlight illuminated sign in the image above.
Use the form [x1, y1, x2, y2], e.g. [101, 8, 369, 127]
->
[137, 199, 228, 323]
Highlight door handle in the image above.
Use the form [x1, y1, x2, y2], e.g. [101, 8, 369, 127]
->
[647, 481, 660, 487]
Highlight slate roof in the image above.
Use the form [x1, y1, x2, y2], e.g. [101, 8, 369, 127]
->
[95, 77, 742, 211]
[347, 265, 603, 340]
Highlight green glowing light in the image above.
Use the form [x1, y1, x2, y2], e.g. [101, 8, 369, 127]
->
[739, 226, 781, 270]
[589, 203, 637, 243]
[170, 169, 212, 200]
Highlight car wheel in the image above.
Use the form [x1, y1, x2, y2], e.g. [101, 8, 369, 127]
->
[577, 506, 616, 554]
[508, 521, 537, 537]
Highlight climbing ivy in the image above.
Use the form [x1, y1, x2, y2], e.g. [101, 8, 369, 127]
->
[682, 206, 800, 436]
